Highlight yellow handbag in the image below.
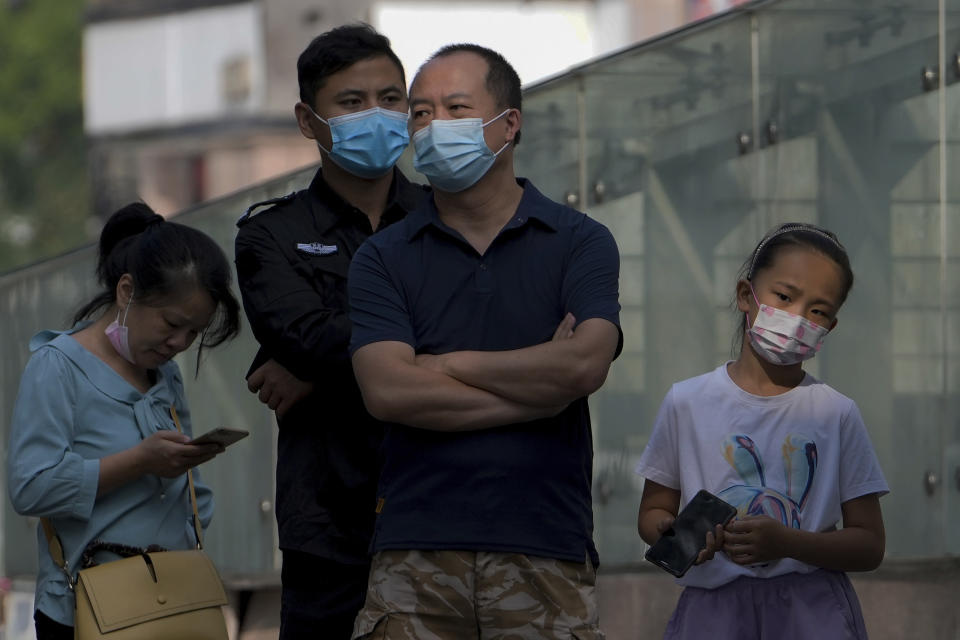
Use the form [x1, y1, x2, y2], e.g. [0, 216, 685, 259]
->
[41, 407, 229, 639]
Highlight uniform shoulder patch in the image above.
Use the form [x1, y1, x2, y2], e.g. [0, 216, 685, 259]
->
[295, 242, 338, 256]
[236, 192, 298, 227]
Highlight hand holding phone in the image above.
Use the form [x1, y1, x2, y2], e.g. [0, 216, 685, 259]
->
[644, 490, 737, 578]
[188, 427, 249, 448]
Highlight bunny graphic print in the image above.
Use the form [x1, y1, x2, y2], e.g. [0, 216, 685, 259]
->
[636, 363, 888, 589]
[718, 433, 817, 529]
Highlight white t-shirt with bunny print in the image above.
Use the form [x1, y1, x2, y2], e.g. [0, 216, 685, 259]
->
[636, 362, 889, 589]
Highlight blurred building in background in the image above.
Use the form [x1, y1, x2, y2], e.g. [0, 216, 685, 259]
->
[687, 0, 751, 20]
[82, 0, 733, 216]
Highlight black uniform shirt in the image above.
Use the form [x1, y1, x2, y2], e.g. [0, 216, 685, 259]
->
[235, 167, 426, 564]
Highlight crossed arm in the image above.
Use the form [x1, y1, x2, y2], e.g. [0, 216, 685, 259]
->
[351, 315, 621, 432]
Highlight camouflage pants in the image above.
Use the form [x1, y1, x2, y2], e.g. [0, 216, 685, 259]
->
[351, 549, 604, 639]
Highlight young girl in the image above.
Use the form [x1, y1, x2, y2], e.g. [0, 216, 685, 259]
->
[7, 202, 241, 640]
[636, 222, 888, 640]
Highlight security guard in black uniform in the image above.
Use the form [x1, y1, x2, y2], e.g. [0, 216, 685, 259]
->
[234, 25, 426, 639]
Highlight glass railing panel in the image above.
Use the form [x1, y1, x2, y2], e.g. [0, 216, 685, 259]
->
[515, 79, 583, 206]
[574, 13, 755, 566]
[943, 0, 960, 556]
[757, 0, 942, 557]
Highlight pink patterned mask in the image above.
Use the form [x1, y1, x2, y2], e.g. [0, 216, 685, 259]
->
[105, 294, 135, 364]
[746, 286, 828, 366]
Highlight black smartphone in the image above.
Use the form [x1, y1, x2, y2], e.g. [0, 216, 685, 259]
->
[188, 427, 250, 448]
[644, 489, 737, 578]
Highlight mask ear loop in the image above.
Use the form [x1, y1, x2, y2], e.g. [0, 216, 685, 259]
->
[304, 103, 329, 126]
[745, 283, 762, 330]
[481, 108, 512, 127]
[119, 291, 134, 327]
[304, 104, 335, 155]
[482, 109, 515, 156]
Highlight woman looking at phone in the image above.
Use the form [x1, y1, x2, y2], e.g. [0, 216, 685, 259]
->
[7, 202, 241, 640]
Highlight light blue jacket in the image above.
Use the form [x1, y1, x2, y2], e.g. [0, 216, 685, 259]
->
[6, 328, 214, 626]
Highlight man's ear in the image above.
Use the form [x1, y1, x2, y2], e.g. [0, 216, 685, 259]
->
[294, 102, 318, 141]
[504, 108, 522, 144]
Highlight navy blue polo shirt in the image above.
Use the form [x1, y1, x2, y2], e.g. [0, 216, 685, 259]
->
[348, 178, 621, 565]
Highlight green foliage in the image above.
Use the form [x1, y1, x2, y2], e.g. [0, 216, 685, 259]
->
[0, 0, 90, 272]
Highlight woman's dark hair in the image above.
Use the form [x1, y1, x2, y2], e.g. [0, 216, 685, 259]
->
[732, 222, 854, 354]
[74, 202, 241, 366]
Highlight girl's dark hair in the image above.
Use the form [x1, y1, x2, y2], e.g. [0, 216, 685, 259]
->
[732, 222, 854, 353]
[74, 202, 241, 366]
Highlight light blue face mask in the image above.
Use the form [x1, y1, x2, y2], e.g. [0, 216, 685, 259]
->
[308, 105, 410, 179]
[412, 109, 512, 192]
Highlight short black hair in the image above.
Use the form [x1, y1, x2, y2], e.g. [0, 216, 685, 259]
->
[297, 23, 405, 108]
[421, 43, 523, 145]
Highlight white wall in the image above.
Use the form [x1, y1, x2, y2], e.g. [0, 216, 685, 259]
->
[84, 3, 265, 134]
[371, 1, 598, 86]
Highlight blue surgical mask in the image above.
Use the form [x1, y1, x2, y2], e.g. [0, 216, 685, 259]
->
[308, 106, 410, 179]
[412, 109, 512, 192]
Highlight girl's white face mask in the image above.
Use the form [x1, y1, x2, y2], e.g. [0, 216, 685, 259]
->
[746, 286, 829, 366]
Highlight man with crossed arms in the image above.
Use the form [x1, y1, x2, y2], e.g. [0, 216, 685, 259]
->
[348, 43, 622, 639]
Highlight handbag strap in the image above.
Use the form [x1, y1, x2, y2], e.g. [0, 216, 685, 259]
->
[40, 517, 77, 589]
[40, 404, 206, 581]
[40, 518, 69, 576]
[170, 405, 205, 550]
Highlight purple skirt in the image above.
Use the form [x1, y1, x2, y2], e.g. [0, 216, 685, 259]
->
[664, 570, 869, 640]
